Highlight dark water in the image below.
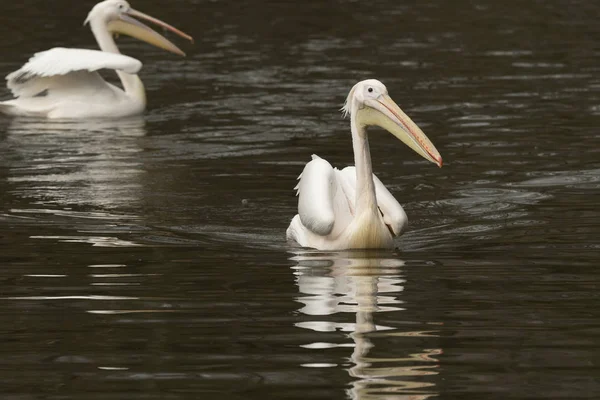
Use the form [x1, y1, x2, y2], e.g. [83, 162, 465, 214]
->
[1, 0, 599, 399]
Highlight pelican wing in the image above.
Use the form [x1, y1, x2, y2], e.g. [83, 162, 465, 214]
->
[6, 47, 142, 98]
[338, 167, 407, 236]
[295, 155, 338, 236]
[372, 174, 408, 235]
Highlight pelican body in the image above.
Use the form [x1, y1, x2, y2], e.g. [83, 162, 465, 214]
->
[287, 79, 442, 250]
[0, 0, 192, 119]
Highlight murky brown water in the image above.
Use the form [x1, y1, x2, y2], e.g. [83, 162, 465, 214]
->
[1, 0, 599, 399]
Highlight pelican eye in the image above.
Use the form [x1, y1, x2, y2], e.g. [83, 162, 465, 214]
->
[367, 87, 373, 93]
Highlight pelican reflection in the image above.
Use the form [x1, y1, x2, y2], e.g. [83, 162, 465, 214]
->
[5, 117, 147, 209]
[292, 251, 441, 400]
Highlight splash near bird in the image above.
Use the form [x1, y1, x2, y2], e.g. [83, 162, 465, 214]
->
[287, 79, 442, 250]
[0, 0, 193, 119]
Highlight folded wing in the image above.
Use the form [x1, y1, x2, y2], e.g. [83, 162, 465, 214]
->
[6, 47, 142, 98]
[338, 167, 407, 236]
[295, 155, 338, 236]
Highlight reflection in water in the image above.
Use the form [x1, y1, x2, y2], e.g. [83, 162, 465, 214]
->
[29, 233, 144, 247]
[5, 116, 147, 136]
[2, 117, 148, 246]
[5, 117, 147, 209]
[292, 251, 441, 400]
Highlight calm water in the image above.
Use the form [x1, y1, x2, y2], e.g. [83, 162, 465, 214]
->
[1, 0, 599, 399]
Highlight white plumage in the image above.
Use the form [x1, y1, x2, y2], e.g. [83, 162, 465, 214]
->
[0, 0, 191, 119]
[7, 47, 141, 91]
[288, 155, 408, 250]
[286, 79, 443, 250]
[1, 48, 144, 118]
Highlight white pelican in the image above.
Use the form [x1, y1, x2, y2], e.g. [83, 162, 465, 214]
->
[0, 0, 192, 119]
[287, 79, 442, 250]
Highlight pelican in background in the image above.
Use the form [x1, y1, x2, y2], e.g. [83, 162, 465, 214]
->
[287, 79, 442, 250]
[0, 0, 192, 119]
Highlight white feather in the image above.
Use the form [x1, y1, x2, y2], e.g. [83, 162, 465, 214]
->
[338, 167, 407, 236]
[286, 155, 407, 249]
[287, 79, 439, 250]
[0, 48, 146, 118]
[6, 47, 142, 98]
[295, 155, 337, 236]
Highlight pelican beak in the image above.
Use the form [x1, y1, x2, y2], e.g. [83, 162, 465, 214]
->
[361, 94, 442, 167]
[107, 9, 193, 56]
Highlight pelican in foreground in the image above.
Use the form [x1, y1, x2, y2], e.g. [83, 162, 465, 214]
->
[0, 0, 192, 119]
[287, 79, 442, 250]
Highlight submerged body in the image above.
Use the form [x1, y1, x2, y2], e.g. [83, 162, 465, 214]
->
[0, 0, 192, 119]
[287, 79, 442, 250]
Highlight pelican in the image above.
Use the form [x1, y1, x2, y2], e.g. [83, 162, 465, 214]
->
[0, 0, 192, 119]
[286, 79, 442, 250]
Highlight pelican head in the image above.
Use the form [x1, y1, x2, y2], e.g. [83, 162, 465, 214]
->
[84, 0, 193, 56]
[342, 79, 442, 167]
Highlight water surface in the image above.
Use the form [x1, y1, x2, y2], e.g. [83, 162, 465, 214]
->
[1, 0, 599, 399]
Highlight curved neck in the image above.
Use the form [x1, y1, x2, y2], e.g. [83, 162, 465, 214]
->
[351, 112, 377, 214]
[89, 19, 146, 104]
